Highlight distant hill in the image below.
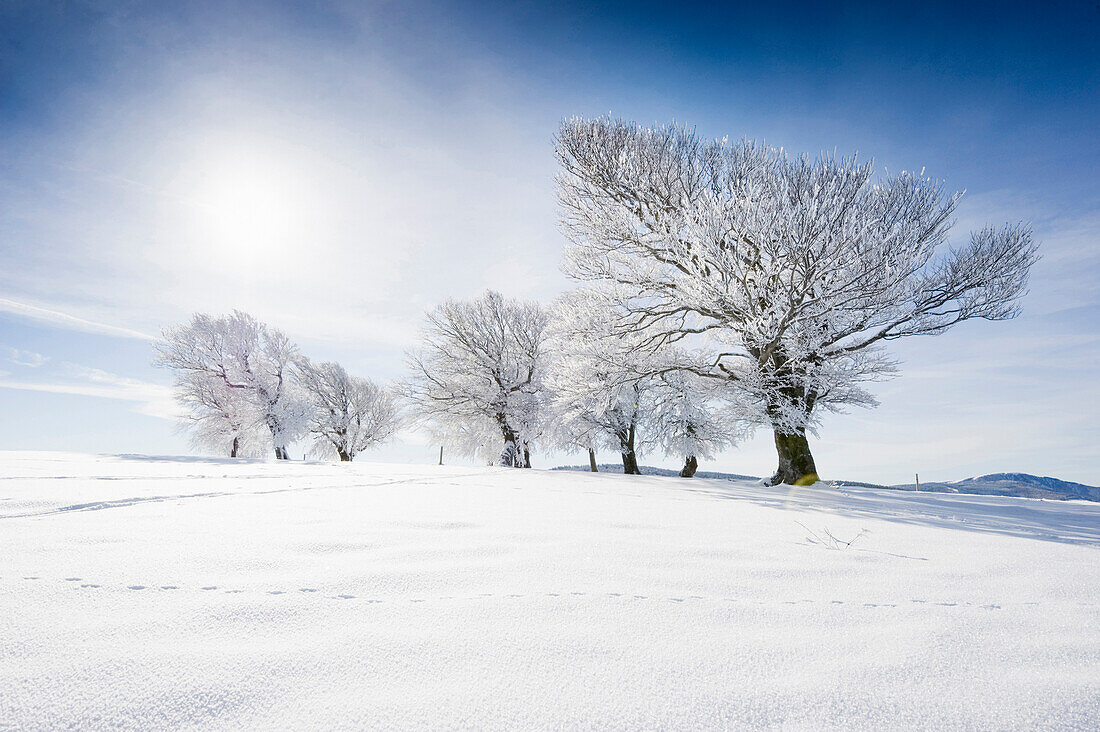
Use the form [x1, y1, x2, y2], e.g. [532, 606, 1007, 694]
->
[553, 465, 1100, 502]
[885, 473, 1100, 502]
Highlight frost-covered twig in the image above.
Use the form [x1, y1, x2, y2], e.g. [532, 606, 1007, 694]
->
[796, 521, 868, 550]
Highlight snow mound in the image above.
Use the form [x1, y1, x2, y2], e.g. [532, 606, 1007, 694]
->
[2, 451, 1097, 729]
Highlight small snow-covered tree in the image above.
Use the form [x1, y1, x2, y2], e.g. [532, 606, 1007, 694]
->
[175, 372, 266, 457]
[155, 311, 308, 459]
[650, 370, 744, 477]
[404, 290, 549, 467]
[556, 117, 1038, 485]
[294, 359, 402, 461]
[545, 401, 603, 472]
[546, 290, 659, 475]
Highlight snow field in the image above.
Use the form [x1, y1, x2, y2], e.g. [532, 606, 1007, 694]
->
[1, 452, 1097, 729]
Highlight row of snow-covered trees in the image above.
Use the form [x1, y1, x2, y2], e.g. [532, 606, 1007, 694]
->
[155, 298, 734, 475]
[401, 289, 741, 476]
[405, 117, 1038, 484]
[158, 117, 1038, 483]
[154, 311, 401, 461]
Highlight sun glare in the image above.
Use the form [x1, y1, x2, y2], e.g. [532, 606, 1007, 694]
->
[184, 143, 322, 273]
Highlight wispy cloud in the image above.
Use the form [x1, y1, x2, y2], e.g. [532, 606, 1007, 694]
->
[6, 347, 50, 367]
[0, 363, 177, 420]
[0, 297, 155, 341]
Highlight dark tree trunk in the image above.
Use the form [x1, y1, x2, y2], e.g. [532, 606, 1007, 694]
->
[767, 429, 818, 486]
[680, 455, 698, 478]
[588, 448, 598, 472]
[497, 418, 519, 467]
[230, 435, 239, 458]
[619, 420, 642, 475]
[621, 449, 641, 475]
[522, 448, 531, 468]
[274, 446, 289, 460]
[337, 447, 352, 462]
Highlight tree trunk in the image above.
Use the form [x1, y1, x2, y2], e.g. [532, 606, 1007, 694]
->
[767, 429, 819, 486]
[499, 434, 518, 467]
[619, 420, 642, 475]
[621, 449, 641, 475]
[496, 415, 519, 468]
[337, 447, 352, 462]
[274, 446, 289, 460]
[588, 448, 598, 472]
[230, 435, 239, 458]
[680, 455, 698, 478]
[522, 447, 531, 468]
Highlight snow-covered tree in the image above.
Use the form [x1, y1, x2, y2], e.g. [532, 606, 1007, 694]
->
[650, 370, 744, 477]
[174, 371, 266, 457]
[545, 400, 603, 472]
[155, 311, 309, 459]
[556, 117, 1038, 485]
[404, 290, 549, 467]
[294, 358, 402, 461]
[546, 290, 659, 475]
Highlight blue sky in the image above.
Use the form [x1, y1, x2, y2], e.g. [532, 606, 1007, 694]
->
[1, 0, 1097, 484]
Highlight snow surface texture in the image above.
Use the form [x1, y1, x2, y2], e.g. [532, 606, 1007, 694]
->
[2, 452, 1098, 730]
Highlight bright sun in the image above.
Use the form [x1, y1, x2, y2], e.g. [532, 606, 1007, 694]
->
[186, 143, 320, 272]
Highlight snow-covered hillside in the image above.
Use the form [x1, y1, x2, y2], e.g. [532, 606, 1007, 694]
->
[2, 452, 1097, 729]
[901, 473, 1100, 501]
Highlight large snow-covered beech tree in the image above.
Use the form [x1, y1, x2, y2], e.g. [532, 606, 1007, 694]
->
[556, 117, 1038, 486]
[294, 358, 402, 461]
[404, 291, 549, 467]
[155, 311, 308, 459]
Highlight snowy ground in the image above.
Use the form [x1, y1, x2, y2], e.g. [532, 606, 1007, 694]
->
[1, 452, 1098, 730]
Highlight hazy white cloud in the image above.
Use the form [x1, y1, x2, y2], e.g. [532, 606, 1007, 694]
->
[6, 347, 50, 368]
[0, 363, 177, 420]
[0, 297, 155, 341]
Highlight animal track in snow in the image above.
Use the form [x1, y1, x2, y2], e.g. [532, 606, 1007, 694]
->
[6, 575, 1021, 611]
